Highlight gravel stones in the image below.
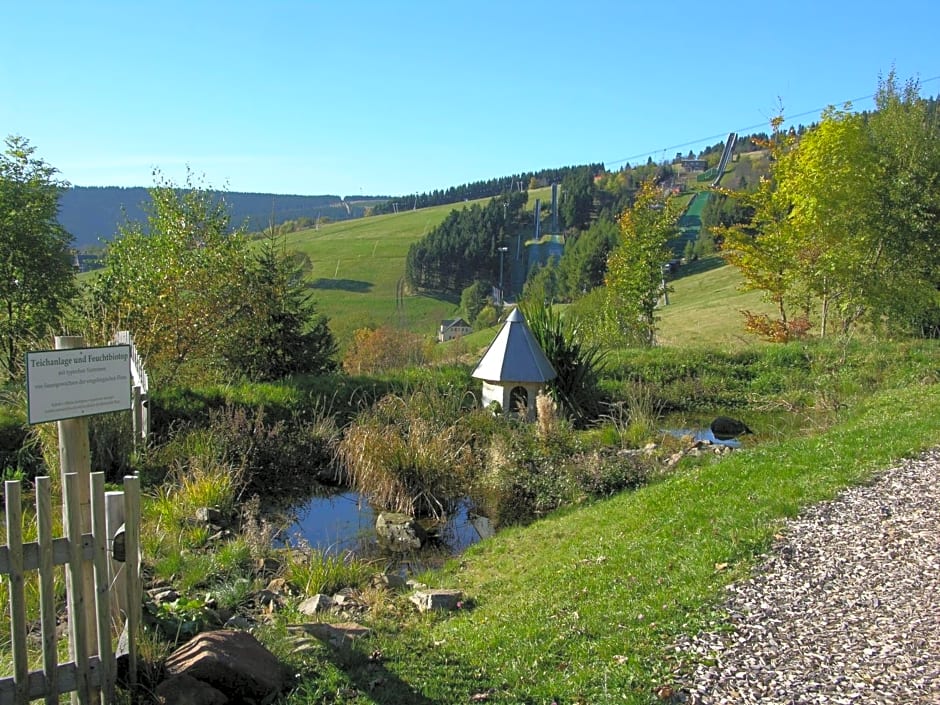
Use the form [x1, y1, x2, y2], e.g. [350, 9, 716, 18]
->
[675, 448, 940, 704]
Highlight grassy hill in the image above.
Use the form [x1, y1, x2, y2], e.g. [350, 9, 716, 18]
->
[657, 258, 775, 348]
[286, 188, 553, 346]
[289, 180, 775, 352]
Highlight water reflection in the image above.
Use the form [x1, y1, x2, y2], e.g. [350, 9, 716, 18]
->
[666, 427, 742, 447]
[281, 490, 493, 569]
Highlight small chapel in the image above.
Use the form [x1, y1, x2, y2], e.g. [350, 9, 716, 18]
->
[471, 308, 556, 421]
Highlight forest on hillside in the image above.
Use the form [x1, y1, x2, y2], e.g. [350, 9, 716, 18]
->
[59, 187, 388, 249]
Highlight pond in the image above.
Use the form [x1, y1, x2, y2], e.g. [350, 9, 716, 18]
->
[279, 490, 494, 571]
[666, 427, 742, 447]
[277, 420, 762, 569]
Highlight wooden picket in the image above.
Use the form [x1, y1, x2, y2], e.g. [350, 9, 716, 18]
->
[112, 331, 149, 448]
[0, 473, 140, 704]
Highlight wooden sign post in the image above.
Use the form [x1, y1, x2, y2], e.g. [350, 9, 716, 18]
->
[53, 336, 97, 705]
[26, 335, 131, 703]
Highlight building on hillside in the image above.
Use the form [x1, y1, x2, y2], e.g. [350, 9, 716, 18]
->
[471, 308, 556, 421]
[438, 318, 472, 343]
[72, 252, 103, 272]
[680, 159, 708, 172]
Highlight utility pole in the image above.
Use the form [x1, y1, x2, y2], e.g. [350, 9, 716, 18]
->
[498, 246, 509, 306]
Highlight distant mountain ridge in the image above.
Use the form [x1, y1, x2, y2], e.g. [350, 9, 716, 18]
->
[59, 186, 389, 249]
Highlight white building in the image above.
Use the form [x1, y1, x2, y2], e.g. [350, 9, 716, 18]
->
[471, 308, 556, 421]
[438, 317, 472, 343]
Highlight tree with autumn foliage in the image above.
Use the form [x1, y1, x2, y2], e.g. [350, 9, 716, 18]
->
[342, 326, 427, 375]
[720, 72, 940, 340]
[602, 179, 680, 346]
[712, 116, 820, 341]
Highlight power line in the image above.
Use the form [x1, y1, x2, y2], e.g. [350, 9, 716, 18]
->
[605, 74, 940, 168]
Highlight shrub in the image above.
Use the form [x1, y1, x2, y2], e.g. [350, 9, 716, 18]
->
[338, 388, 483, 519]
[474, 425, 581, 527]
[342, 326, 427, 375]
[185, 403, 342, 500]
[571, 449, 650, 498]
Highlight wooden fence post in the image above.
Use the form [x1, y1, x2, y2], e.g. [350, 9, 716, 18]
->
[5, 481, 28, 703]
[104, 492, 126, 627]
[36, 476, 59, 705]
[90, 474, 113, 704]
[123, 475, 141, 690]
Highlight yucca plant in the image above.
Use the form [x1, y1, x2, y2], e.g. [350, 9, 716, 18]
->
[521, 303, 607, 426]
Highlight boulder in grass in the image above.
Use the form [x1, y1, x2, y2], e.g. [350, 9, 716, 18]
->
[410, 588, 463, 612]
[154, 673, 228, 705]
[163, 630, 292, 703]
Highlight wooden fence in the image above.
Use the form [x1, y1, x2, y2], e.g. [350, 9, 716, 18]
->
[1, 473, 140, 704]
[112, 331, 149, 448]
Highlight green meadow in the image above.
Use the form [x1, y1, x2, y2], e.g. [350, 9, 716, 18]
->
[282, 189, 553, 346]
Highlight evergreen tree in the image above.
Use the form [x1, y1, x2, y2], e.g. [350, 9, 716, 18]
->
[460, 280, 491, 324]
[225, 232, 337, 380]
[560, 168, 595, 231]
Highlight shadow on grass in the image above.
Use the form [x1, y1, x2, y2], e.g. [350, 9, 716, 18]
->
[310, 278, 374, 292]
[296, 638, 443, 705]
[671, 256, 727, 280]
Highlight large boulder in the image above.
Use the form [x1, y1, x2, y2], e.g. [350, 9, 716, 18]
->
[154, 674, 228, 705]
[163, 630, 292, 703]
[709, 416, 753, 440]
[375, 512, 426, 551]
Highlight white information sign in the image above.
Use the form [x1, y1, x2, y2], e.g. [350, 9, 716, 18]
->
[26, 345, 132, 424]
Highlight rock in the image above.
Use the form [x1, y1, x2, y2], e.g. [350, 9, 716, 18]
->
[290, 621, 371, 648]
[375, 512, 427, 551]
[253, 589, 281, 610]
[265, 576, 293, 595]
[298, 594, 333, 616]
[163, 630, 291, 703]
[410, 588, 463, 612]
[206, 529, 233, 543]
[710, 416, 753, 440]
[223, 615, 252, 630]
[372, 572, 408, 590]
[254, 557, 282, 578]
[148, 587, 179, 605]
[154, 673, 228, 705]
[195, 507, 223, 525]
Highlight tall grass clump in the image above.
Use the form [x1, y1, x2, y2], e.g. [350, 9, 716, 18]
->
[142, 454, 243, 581]
[283, 548, 373, 597]
[338, 387, 483, 519]
[598, 382, 663, 448]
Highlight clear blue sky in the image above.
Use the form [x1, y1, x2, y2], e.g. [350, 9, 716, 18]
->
[3, 0, 937, 198]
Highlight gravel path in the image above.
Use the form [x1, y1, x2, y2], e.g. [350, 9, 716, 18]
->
[675, 448, 940, 704]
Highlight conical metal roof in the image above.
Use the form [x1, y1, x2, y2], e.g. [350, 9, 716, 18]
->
[471, 308, 557, 383]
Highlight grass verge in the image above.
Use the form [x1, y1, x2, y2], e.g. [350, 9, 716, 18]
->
[281, 380, 940, 704]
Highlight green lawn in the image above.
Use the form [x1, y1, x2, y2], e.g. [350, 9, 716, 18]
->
[285, 188, 553, 347]
[657, 258, 775, 348]
[282, 375, 940, 705]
